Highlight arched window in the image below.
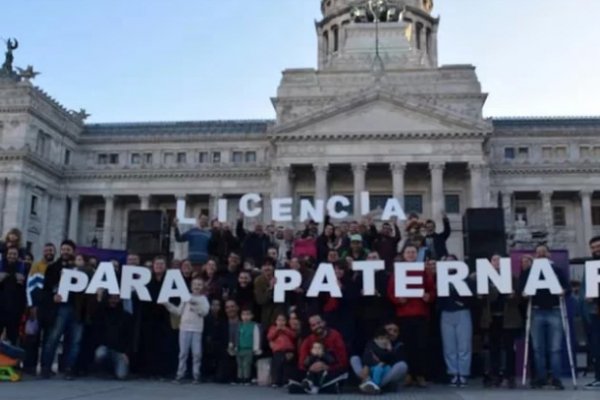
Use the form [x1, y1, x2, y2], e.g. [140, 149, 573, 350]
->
[416, 22, 423, 50]
[323, 31, 329, 56]
[426, 28, 432, 54]
[332, 25, 339, 52]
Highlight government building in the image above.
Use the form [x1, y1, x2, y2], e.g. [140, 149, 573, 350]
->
[1, 0, 599, 260]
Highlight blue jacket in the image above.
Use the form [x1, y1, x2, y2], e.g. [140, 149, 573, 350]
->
[175, 227, 212, 264]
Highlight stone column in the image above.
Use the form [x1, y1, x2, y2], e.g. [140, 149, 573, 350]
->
[352, 163, 367, 218]
[41, 193, 51, 244]
[429, 162, 445, 226]
[314, 164, 329, 202]
[2, 178, 26, 236]
[469, 163, 484, 208]
[581, 190, 593, 248]
[102, 195, 114, 249]
[272, 166, 292, 198]
[541, 190, 553, 245]
[68, 195, 80, 241]
[262, 192, 272, 225]
[139, 195, 150, 210]
[502, 191, 513, 231]
[390, 162, 406, 208]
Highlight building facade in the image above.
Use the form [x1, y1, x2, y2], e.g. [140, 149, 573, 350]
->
[1, 0, 599, 260]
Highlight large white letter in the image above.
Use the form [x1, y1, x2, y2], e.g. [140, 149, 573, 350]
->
[217, 199, 228, 223]
[239, 193, 262, 218]
[274, 269, 302, 303]
[326, 196, 350, 219]
[360, 191, 370, 216]
[585, 260, 600, 299]
[300, 199, 324, 223]
[306, 263, 342, 298]
[272, 197, 293, 222]
[176, 198, 196, 225]
[57, 269, 89, 302]
[85, 262, 120, 295]
[394, 262, 424, 298]
[381, 198, 407, 221]
[523, 258, 563, 296]
[120, 265, 152, 301]
[476, 258, 513, 295]
[353, 260, 384, 296]
[157, 270, 191, 303]
[437, 261, 473, 297]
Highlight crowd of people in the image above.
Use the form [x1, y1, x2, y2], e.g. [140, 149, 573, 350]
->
[0, 211, 599, 393]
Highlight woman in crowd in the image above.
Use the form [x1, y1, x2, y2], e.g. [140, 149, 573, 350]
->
[201, 259, 222, 301]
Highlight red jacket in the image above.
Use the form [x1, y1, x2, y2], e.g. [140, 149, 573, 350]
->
[387, 269, 436, 318]
[298, 328, 348, 373]
[267, 325, 296, 353]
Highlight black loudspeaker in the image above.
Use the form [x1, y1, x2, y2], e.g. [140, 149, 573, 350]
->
[463, 208, 507, 261]
[126, 210, 170, 260]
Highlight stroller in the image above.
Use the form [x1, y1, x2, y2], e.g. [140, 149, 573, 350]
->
[0, 341, 25, 382]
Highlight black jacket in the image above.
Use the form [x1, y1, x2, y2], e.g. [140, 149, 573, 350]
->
[94, 302, 133, 354]
[518, 263, 568, 309]
[236, 220, 273, 266]
[425, 217, 451, 260]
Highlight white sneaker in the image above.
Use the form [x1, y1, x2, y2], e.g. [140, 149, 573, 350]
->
[584, 380, 600, 390]
[449, 376, 459, 387]
[359, 380, 380, 394]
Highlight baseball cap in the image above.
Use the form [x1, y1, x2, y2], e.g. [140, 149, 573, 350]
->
[350, 234, 362, 242]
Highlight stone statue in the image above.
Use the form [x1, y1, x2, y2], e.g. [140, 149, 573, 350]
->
[1, 38, 18, 73]
[16, 65, 40, 80]
[513, 214, 532, 244]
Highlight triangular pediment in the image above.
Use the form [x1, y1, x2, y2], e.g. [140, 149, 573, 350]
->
[273, 90, 490, 136]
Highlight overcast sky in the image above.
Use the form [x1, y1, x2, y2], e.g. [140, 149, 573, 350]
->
[1, 0, 598, 122]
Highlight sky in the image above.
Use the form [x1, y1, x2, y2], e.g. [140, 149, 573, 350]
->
[1, 0, 599, 123]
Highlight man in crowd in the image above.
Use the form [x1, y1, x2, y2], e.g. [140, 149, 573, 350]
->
[371, 219, 401, 271]
[583, 236, 600, 389]
[40, 240, 83, 380]
[519, 244, 568, 390]
[424, 213, 451, 260]
[218, 251, 242, 295]
[290, 314, 348, 394]
[94, 294, 133, 380]
[236, 214, 273, 266]
[174, 214, 212, 267]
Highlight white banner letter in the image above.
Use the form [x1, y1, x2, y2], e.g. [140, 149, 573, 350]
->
[326, 196, 350, 219]
[239, 193, 262, 218]
[176, 199, 196, 225]
[307, 263, 342, 298]
[394, 262, 425, 298]
[476, 258, 512, 295]
[381, 198, 407, 221]
[217, 198, 228, 223]
[272, 197, 293, 222]
[353, 260, 384, 296]
[120, 265, 152, 301]
[85, 262, 120, 295]
[157, 270, 191, 303]
[437, 261, 472, 297]
[57, 269, 89, 302]
[360, 191, 370, 216]
[523, 258, 563, 296]
[585, 260, 600, 299]
[300, 199, 324, 223]
[274, 269, 302, 303]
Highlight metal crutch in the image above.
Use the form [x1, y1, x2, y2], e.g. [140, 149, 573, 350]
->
[522, 298, 532, 387]
[559, 295, 578, 389]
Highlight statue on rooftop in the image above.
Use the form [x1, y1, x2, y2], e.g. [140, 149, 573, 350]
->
[1, 38, 18, 73]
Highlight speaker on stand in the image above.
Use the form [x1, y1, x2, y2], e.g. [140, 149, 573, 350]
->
[126, 210, 170, 264]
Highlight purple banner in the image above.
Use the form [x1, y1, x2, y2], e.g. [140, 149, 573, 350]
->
[76, 246, 128, 265]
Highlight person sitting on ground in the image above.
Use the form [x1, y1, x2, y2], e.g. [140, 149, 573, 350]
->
[93, 295, 133, 380]
[301, 342, 336, 394]
[289, 314, 348, 394]
[358, 328, 395, 394]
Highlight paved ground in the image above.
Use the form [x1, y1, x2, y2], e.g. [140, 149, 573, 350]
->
[2, 378, 599, 400]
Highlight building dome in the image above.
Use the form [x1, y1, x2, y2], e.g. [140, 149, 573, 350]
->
[320, 0, 433, 17]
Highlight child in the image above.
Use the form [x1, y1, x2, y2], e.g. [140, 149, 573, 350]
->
[165, 277, 210, 383]
[267, 313, 297, 387]
[361, 328, 394, 393]
[231, 308, 261, 385]
[302, 342, 336, 394]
